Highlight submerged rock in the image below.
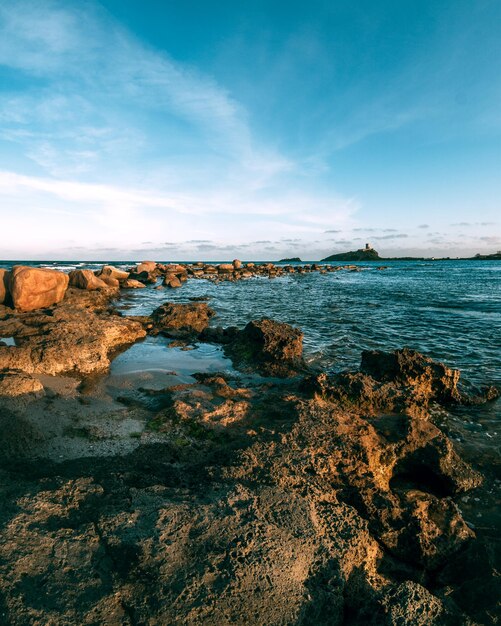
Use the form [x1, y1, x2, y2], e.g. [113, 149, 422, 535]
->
[8, 266, 69, 312]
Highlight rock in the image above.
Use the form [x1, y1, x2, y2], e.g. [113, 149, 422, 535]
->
[380, 581, 448, 625]
[150, 302, 216, 338]
[217, 263, 234, 274]
[7, 266, 69, 312]
[98, 275, 120, 289]
[68, 269, 108, 291]
[135, 261, 157, 273]
[0, 371, 44, 397]
[233, 259, 242, 270]
[225, 318, 304, 376]
[96, 265, 129, 281]
[121, 278, 147, 289]
[0, 268, 8, 304]
[0, 288, 145, 375]
[128, 270, 157, 284]
[163, 276, 182, 289]
[361, 348, 462, 404]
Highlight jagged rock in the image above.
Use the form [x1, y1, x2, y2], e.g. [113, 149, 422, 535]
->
[7, 266, 69, 312]
[225, 318, 304, 376]
[0, 371, 44, 397]
[150, 302, 215, 338]
[0, 288, 145, 375]
[69, 269, 108, 290]
[361, 348, 462, 404]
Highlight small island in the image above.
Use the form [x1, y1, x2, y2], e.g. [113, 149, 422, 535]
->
[321, 243, 380, 262]
[278, 257, 302, 262]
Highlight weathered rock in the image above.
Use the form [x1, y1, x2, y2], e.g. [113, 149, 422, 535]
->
[233, 259, 242, 270]
[163, 276, 182, 289]
[98, 275, 120, 289]
[69, 269, 108, 291]
[361, 348, 462, 403]
[217, 263, 234, 274]
[225, 318, 304, 376]
[150, 302, 215, 338]
[0, 371, 44, 397]
[121, 278, 147, 289]
[0, 288, 145, 375]
[8, 266, 69, 312]
[135, 260, 157, 273]
[96, 265, 129, 281]
[0, 268, 8, 304]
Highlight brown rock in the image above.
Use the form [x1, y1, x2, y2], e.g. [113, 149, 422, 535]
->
[0, 289, 145, 375]
[121, 278, 147, 289]
[135, 261, 157, 273]
[233, 259, 242, 270]
[69, 269, 108, 291]
[217, 263, 234, 274]
[150, 302, 215, 338]
[226, 318, 304, 376]
[163, 276, 182, 289]
[8, 266, 69, 312]
[0, 268, 8, 304]
[98, 275, 120, 289]
[361, 348, 462, 403]
[96, 265, 129, 281]
[0, 371, 44, 397]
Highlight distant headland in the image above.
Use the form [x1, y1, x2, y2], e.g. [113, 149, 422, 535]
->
[319, 243, 501, 262]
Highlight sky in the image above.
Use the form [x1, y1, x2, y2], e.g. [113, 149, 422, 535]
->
[0, 0, 500, 260]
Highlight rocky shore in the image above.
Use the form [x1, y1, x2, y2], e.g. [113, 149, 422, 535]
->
[0, 263, 499, 625]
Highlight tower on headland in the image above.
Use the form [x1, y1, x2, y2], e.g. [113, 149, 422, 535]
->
[365, 243, 372, 250]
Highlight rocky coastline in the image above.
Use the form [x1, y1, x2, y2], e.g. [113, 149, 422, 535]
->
[0, 262, 499, 625]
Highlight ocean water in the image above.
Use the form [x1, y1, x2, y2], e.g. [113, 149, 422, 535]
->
[1, 260, 500, 388]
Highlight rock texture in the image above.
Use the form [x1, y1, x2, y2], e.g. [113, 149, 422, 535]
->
[8, 266, 69, 312]
[0, 288, 145, 375]
[69, 269, 109, 291]
[150, 302, 216, 338]
[0, 348, 495, 624]
[220, 318, 305, 376]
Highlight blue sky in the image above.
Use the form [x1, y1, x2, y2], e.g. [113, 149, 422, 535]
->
[0, 0, 499, 260]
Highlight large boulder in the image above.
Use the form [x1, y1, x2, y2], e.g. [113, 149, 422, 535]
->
[135, 261, 157, 274]
[7, 266, 69, 312]
[150, 302, 215, 338]
[96, 265, 129, 281]
[69, 269, 108, 291]
[226, 318, 304, 377]
[0, 268, 8, 304]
